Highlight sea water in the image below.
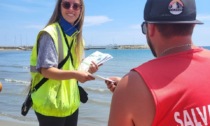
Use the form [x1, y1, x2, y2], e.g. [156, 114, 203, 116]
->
[0, 47, 209, 125]
[0, 49, 153, 125]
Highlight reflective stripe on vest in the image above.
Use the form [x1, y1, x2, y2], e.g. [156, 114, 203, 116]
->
[30, 25, 64, 73]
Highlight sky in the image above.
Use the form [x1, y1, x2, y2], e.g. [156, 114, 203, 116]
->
[0, 0, 210, 47]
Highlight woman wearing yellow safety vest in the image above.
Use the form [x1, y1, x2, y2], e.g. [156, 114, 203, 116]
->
[30, 0, 99, 126]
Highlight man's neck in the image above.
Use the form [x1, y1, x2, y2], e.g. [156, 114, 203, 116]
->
[157, 36, 193, 57]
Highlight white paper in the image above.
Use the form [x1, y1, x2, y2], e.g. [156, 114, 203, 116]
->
[78, 51, 113, 71]
[91, 74, 115, 83]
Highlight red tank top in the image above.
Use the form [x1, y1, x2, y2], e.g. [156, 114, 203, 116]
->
[133, 48, 210, 126]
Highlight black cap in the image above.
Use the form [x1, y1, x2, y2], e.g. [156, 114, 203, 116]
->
[144, 0, 203, 24]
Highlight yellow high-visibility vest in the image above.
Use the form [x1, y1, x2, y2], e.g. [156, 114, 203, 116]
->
[30, 22, 81, 117]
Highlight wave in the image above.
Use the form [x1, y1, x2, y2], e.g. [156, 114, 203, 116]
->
[88, 98, 111, 106]
[84, 87, 110, 94]
[0, 112, 36, 123]
[3, 78, 30, 85]
[0, 70, 29, 74]
[0, 64, 29, 69]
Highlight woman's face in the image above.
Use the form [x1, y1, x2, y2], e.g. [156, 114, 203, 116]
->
[61, 0, 82, 25]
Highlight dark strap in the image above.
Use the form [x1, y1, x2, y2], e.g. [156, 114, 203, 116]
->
[32, 24, 75, 92]
[32, 49, 70, 91]
[61, 26, 75, 68]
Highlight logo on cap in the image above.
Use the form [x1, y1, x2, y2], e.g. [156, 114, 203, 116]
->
[168, 0, 184, 15]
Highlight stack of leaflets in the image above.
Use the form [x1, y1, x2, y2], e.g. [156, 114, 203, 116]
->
[78, 51, 113, 72]
[78, 51, 114, 82]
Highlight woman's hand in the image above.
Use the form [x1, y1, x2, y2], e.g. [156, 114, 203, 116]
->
[75, 71, 95, 83]
[88, 61, 102, 74]
[105, 77, 121, 93]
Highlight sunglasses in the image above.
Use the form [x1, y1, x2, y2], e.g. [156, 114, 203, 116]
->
[61, 1, 82, 11]
[141, 22, 147, 35]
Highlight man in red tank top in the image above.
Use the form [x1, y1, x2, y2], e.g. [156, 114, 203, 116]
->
[105, 0, 210, 126]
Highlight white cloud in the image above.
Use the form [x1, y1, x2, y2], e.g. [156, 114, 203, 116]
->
[22, 0, 35, 2]
[0, 1, 52, 13]
[197, 15, 210, 21]
[84, 16, 113, 26]
[130, 24, 141, 29]
[24, 24, 44, 30]
[0, 3, 33, 13]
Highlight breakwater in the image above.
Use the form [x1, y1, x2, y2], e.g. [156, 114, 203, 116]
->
[0, 44, 149, 51]
[85, 44, 149, 50]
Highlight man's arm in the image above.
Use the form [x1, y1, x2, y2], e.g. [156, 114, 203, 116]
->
[108, 71, 155, 126]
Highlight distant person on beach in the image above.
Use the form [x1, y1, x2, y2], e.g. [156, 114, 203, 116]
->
[0, 82, 2, 92]
[29, 0, 99, 126]
[106, 0, 210, 125]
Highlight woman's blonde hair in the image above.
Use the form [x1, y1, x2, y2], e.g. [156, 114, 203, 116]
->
[46, 0, 85, 65]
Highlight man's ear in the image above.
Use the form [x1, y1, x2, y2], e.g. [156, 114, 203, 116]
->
[148, 24, 156, 37]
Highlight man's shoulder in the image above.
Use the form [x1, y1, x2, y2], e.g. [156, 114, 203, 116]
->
[116, 71, 155, 125]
